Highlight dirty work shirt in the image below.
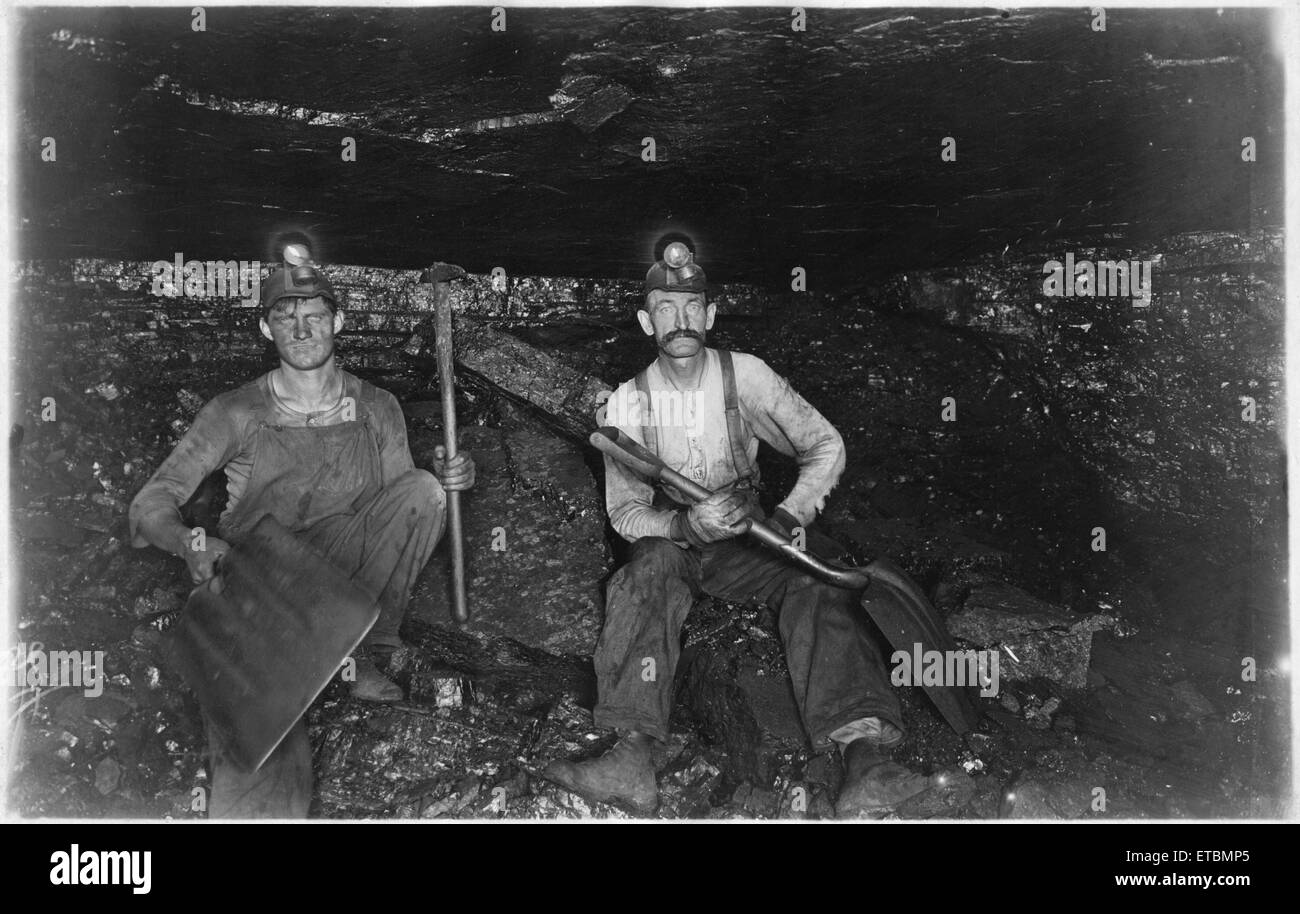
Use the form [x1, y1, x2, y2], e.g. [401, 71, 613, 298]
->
[129, 371, 415, 543]
[129, 369, 444, 646]
[601, 348, 846, 543]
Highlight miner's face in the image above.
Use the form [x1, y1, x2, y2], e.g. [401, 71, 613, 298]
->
[639, 289, 715, 358]
[259, 296, 344, 370]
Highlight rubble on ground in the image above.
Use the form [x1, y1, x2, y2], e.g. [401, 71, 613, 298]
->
[946, 583, 1116, 690]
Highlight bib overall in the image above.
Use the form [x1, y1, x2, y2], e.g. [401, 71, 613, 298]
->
[207, 376, 445, 817]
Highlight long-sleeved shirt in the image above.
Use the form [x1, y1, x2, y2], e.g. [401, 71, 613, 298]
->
[601, 348, 845, 544]
[128, 370, 413, 546]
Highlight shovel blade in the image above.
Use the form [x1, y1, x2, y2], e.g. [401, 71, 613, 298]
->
[859, 559, 983, 735]
[163, 516, 379, 771]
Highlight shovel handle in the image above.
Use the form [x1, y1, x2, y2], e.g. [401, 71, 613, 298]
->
[590, 427, 870, 590]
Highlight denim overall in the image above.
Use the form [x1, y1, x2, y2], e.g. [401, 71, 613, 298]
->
[207, 375, 444, 817]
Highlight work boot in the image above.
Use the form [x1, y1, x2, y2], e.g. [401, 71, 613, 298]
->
[541, 733, 659, 815]
[348, 650, 403, 703]
[365, 632, 408, 656]
[835, 738, 947, 819]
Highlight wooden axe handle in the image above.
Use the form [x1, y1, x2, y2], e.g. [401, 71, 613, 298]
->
[431, 265, 469, 624]
[589, 427, 870, 589]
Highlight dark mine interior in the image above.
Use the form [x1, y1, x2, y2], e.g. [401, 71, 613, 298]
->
[7, 5, 1290, 822]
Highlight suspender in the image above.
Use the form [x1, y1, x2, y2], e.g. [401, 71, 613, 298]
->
[633, 349, 757, 491]
[718, 351, 757, 489]
[634, 368, 657, 458]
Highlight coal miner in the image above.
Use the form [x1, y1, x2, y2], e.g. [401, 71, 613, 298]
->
[129, 251, 475, 817]
[544, 242, 939, 817]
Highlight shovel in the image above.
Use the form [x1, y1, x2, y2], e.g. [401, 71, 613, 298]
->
[590, 426, 982, 735]
[162, 515, 379, 771]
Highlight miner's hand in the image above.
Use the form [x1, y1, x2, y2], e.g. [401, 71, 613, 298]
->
[184, 535, 231, 585]
[433, 446, 476, 492]
[680, 490, 750, 545]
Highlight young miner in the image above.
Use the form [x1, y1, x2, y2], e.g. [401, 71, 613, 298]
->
[129, 254, 475, 817]
[543, 242, 939, 817]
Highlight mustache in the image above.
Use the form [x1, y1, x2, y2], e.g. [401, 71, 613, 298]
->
[662, 329, 703, 342]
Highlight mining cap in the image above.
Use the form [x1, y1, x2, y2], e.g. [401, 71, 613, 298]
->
[645, 240, 707, 295]
[260, 242, 339, 315]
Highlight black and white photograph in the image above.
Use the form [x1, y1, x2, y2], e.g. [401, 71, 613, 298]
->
[1, 0, 1293, 854]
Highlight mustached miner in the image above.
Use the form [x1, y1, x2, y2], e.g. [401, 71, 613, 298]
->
[542, 240, 941, 817]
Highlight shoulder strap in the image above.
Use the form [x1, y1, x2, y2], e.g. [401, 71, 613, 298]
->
[348, 375, 382, 425]
[241, 374, 274, 426]
[350, 372, 379, 405]
[718, 350, 756, 487]
[634, 369, 657, 456]
[360, 384, 378, 405]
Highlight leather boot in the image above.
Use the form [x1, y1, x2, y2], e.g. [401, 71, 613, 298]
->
[348, 650, 403, 703]
[835, 738, 947, 818]
[542, 733, 659, 814]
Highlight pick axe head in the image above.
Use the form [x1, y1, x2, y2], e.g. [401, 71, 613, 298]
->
[418, 263, 467, 285]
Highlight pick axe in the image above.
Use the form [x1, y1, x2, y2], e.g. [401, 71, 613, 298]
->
[418, 262, 469, 624]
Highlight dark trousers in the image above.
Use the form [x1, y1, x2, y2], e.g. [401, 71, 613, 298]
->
[299, 469, 446, 649]
[206, 470, 445, 818]
[204, 715, 312, 819]
[592, 531, 903, 750]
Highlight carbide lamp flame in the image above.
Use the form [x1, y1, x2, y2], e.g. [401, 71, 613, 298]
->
[645, 236, 706, 294]
[283, 242, 311, 267]
[663, 241, 693, 269]
[280, 241, 318, 286]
